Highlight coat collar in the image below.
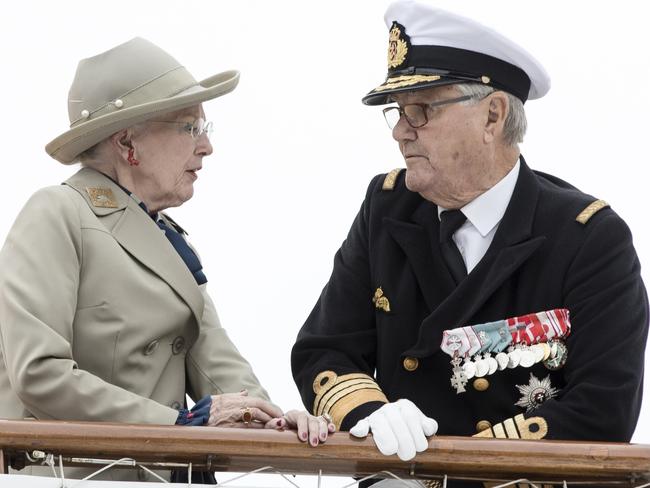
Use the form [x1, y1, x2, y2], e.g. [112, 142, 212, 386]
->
[385, 157, 546, 357]
[63, 167, 204, 326]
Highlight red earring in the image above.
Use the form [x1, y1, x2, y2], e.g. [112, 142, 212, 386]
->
[127, 147, 140, 166]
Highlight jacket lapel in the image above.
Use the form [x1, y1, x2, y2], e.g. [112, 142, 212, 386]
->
[384, 199, 455, 311]
[64, 168, 204, 326]
[393, 159, 546, 357]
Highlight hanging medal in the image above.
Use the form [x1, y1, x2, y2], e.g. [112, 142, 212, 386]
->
[440, 309, 572, 393]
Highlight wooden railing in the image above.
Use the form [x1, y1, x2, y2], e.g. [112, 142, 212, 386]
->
[1, 419, 649, 485]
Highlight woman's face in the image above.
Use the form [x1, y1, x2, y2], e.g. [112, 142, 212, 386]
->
[129, 104, 213, 212]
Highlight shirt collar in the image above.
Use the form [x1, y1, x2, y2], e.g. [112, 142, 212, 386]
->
[438, 158, 520, 237]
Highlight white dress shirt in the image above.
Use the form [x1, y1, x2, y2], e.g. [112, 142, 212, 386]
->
[437, 160, 520, 273]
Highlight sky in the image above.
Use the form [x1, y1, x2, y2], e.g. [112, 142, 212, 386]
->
[0, 0, 648, 476]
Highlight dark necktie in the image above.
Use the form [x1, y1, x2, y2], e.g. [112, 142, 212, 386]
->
[156, 218, 207, 285]
[439, 209, 468, 285]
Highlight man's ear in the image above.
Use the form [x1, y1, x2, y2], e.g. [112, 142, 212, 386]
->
[484, 92, 508, 144]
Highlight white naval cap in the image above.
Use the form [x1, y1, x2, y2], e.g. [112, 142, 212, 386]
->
[362, 0, 551, 105]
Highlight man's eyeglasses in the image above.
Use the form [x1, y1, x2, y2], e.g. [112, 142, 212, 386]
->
[382, 95, 476, 130]
[152, 117, 213, 139]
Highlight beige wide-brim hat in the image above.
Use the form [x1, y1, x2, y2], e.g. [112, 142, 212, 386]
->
[46, 37, 240, 164]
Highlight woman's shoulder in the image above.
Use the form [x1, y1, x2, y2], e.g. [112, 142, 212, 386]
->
[23, 184, 85, 213]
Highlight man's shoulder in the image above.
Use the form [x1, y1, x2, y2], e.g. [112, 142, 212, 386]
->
[532, 169, 613, 227]
[363, 168, 423, 214]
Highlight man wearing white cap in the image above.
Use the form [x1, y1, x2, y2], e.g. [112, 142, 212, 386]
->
[292, 0, 648, 470]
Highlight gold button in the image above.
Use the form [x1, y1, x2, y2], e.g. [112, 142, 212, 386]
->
[473, 378, 489, 391]
[403, 357, 419, 371]
[476, 420, 492, 432]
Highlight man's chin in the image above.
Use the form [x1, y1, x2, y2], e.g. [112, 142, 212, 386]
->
[404, 171, 422, 193]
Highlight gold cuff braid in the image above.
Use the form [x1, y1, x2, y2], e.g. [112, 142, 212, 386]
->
[312, 371, 388, 429]
[472, 414, 548, 440]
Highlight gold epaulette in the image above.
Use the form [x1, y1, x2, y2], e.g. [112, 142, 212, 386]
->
[472, 414, 547, 440]
[312, 371, 388, 429]
[576, 199, 609, 224]
[382, 168, 404, 190]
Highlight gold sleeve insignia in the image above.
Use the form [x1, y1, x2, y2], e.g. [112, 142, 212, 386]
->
[576, 199, 609, 224]
[382, 168, 404, 190]
[312, 371, 388, 429]
[472, 414, 547, 440]
[86, 187, 118, 208]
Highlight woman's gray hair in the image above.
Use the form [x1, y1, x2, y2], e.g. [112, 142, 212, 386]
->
[455, 82, 527, 146]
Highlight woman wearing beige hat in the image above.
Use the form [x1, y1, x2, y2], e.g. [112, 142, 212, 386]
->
[0, 37, 333, 481]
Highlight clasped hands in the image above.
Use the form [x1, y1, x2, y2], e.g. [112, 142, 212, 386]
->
[208, 390, 335, 446]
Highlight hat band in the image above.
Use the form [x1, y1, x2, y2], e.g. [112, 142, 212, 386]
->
[392, 45, 531, 102]
[69, 66, 198, 127]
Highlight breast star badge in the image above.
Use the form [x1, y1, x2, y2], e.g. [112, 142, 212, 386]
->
[515, 373, 559, 413]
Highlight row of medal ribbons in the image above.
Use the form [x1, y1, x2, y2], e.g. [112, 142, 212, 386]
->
[440, 309, 571, 392]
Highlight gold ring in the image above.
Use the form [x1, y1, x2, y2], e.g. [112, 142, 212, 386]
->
[241, 407, 253, 425]
[321, 413, 333, 424]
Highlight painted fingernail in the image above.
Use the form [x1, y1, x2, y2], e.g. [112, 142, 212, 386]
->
[301, 432, 308, 440]
[277, 419, 283, 427]
[320, 433, 327, 440]
[311, 436, 318, 446]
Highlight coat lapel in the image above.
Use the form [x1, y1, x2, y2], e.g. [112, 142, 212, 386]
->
[64, 168, 204, 326]
[389, 159, 547, 357]
[384, 199, 455, 311]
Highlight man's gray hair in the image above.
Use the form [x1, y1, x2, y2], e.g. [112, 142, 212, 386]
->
[455, 82, 527, 146]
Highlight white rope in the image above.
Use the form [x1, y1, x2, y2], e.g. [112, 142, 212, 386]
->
[138, 464, 170, 483]
[58, 455, 66, 488]
[339, 470, 417, 488]
[490, 479, 539, 488]
[216, 465, 302, 488]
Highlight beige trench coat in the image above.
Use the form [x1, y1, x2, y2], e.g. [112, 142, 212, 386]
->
[0, 168, 269, 480]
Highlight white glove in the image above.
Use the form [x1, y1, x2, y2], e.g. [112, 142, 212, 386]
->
[349, 399, 438, 461]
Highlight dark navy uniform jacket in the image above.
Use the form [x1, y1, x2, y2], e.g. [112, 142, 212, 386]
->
[292, 157, 648, 443]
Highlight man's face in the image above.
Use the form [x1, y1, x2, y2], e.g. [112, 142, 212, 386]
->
[391, 85, 492, 208]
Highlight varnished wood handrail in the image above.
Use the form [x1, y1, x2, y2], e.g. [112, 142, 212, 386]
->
[0, 419, 649, 483]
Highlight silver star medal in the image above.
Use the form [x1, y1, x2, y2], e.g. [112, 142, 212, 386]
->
[450, 356, 468, 393]
[515, 373, 559, 412]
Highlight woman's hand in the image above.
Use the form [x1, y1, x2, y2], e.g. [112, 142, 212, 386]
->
[208, 390, 284, 428]
[280, 410, 336, 446]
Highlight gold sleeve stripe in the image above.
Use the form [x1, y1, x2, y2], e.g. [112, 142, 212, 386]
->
[382, 168, 404, 190]
[472, 414, 548, 440]
[311, 371, 388, 428]
[492, 423, 506, 439]
[318, 382, 383, 416]
[503, 417, 520, 439]
[314, 371, 377, 411]
[326, 388, 389, 429]
[576, 199, 609, 224]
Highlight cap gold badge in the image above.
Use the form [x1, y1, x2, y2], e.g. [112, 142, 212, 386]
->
[373, 287, 391, 313]
[387, 22, 409, 69]
[86, 187, 118, 208]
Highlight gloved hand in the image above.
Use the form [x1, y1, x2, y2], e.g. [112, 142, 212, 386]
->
[349, 399, 438, 461]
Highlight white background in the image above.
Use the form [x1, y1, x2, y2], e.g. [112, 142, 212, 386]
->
[1, 0, 648, 470]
